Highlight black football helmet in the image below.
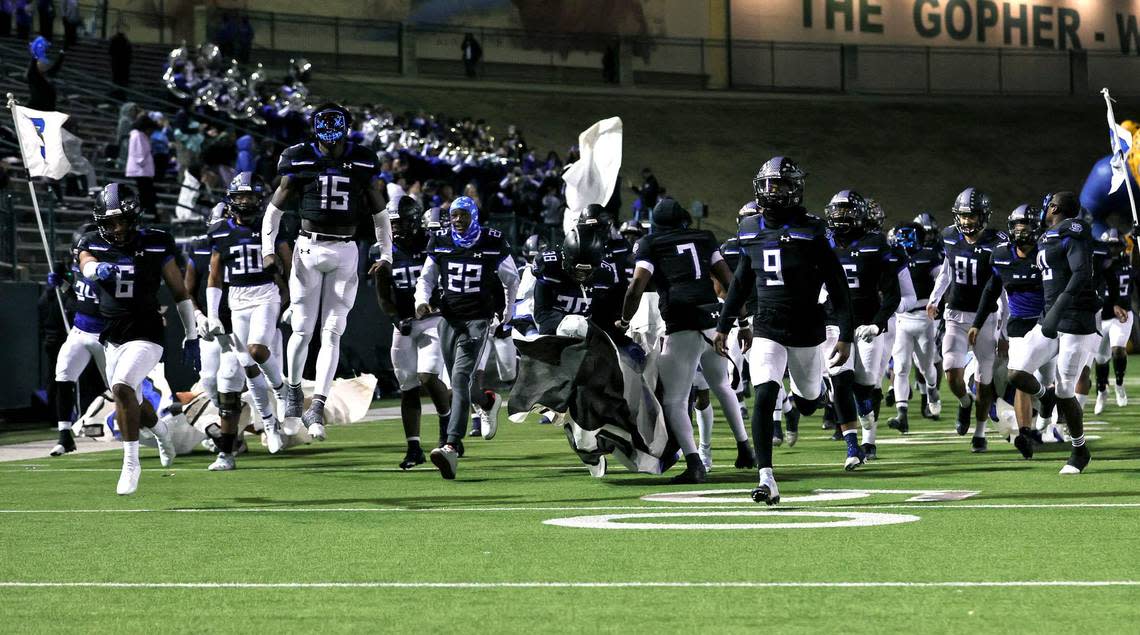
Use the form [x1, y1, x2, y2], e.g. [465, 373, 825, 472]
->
[913, 212, 940, 246]
[1101, 227, 1124, 259]
[650, 198, 691, 230]
[225, 171, 264, 224]
[389, 195, 423, 240]
[312, 102, 351, 144]
[825, 190, 867, 239]
[864, 197, 885, 232]
[93, 183, 141, 247]
[423, 205, 449, 231]
[578, 203, 614, 233]
[523, 234, 546, 262]
[1007, 204, 1042, 248]
[562, 226, 605, 283]
[753, 156, 805, 214]
[952, 187, 991, 236]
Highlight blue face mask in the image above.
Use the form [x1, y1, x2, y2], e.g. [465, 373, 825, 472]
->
[29, 36, 48, 62]
[452, 209, 481, 248]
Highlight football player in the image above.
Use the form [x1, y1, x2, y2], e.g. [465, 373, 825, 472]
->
[1004, 192, 1105, 473]
[887, 222, 944, 434]
[77, 183, 201, 495]
[970, 205, 1048, 454]
[716, 157, 855, 505]
[371, 195, 452, 470]
[620, 198, 753, 485]
[203, 172, 292, 469]
[511, 234, 546, 336]
[262, 103, 394, 441]
[184, 205, 229, 410]
[1093, 228, 1133, 413]
[46, 232, 108, 456]
[533, 227, 625, 336]
[415, 196, 519, 480]
[824, 191, 902, 460]
[927, 188, 1005, 451]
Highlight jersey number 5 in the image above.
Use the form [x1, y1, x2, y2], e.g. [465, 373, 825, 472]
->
[446, 263, 482, 293]
[319, 175, 350, 211]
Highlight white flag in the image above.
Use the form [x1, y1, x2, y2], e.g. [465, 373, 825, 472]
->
[13, 105, 71, 180]
[562, 117, 623, 234]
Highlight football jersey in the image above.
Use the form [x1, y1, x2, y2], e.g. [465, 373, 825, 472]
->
[370, 233, 431, 321]
[532, 249, 625, 335]
[830, 231, 901, 330]
[67, 238, 101, 319]
[277, 141, 383, 229]
[720, 236, 759, 315]
[210, 218, 282, 288]
[426, 227, 511, 321]
[1102, 255, 1133, 320]
[1037, 218, 1099, 334]
[77, 228, 180, 345]
[905, 244, 943, 304]
[942, 226, 1005, 313]
[726, 209, 852, 346]
[633, 228, 722, 333]
[989, 243, 1044, 338]
[606, 238, 632, 283]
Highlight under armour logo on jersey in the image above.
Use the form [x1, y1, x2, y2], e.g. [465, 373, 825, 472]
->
[779, 234, 792, 243]
[1070, 222, 1083, 233]
[135, 250, 144, 257]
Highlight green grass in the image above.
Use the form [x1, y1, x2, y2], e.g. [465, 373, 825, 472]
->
[2, 383, 1140, 633]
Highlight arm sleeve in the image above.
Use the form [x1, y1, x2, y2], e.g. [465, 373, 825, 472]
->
[928, 260, 951, 306]
[175, 298, 197, 340]
[372, 211, 393, 264]
[716, 253, 755, 333]
[972, 273, 1003, 329]
[996, 289, 1009, 337]
[413, 257, 439, 307]
[497, 255, 520, 322]
[1104, 261, 1123, 311]
[817, 239, 855, 342]
[872, 262, 901, 331]
[206, 286, 223, 322]
[896, 267, 917, 313]
[261, 202, 284, 257]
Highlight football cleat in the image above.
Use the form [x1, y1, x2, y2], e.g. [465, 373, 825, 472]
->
[1094, 390, 1107, 415]
[302, 401, 326, 441]
[430, 444, 459, 480]
[1013, 432, 1035, 459]
[926, 389, 942, 419]
[887, 410, 909, 434]
[830, 428, 843, 441]
[480, 392, 502, 440]
[263, 415, 284, 454]
[399, 445, 426, 470]
[587, 455, 607, 478]
[861, 443, 877, 461]
[469, 413, 481, 437]
[50, 431, 77, 457]
[668, 464, 707, 485]
[283, 383, 304, 429]
[152, 425, 176, 468]
[751, 469, 780, 506]
[955, 397, 973, 435]
[1115, 384, 1128, 407]
[787, 431, 799, 447]
[735, 441, 756, 469]
[970, 436, 988, 453]
[207, 453, 236, 471]
[844, 445, 866, 471]
[116, 460, 141, 496]
[884, 387, 895, 407]
[698, 444, 713, 472]
[1059, 446, 1091, 475]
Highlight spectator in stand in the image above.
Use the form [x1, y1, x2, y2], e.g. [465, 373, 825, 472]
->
[540, 187, 563, 244]
[35, 0, 51, 40]
[26, 35, 63, 111]
[15, 0, 32, 40]
[126, 113, 158, 221]
[630, 166, 661, 222]
[108, 28, 131, 99]
[172, 119, 203, 180]
[461, 32, 481, 78]
[60, 0, 77, 47]
[148, 111, 171, 182]
[1, 1, 13, 38]
[236, 16, 253, 64]
[113, 101, 138, 168]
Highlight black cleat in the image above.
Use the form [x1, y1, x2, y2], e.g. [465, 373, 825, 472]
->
[669, 464, 708, 485]
[1013, 433, 1034, 459]
[398, 445, 426, 470]
[1060, 446, 1091, 475]
[751, 484, 780, 506]
[830, 428, 843, 441]
[885, 387, 895, 407]
[734, 441, 756, 469]
[955, 400, 972, 435]
[970, 436, 988, 453]
[49, 430, 77, 457]
[887, 409, 909, 434]
[861, 443, 877, 460]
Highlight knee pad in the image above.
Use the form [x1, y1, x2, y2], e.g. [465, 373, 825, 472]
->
[218, 391, 242, 419]
[322, 312, 348, 339]
[218, 353, 245, 394]
[321, 326, 344, 348]
[694, 389, 711, 411]
[830, 370, 859, 423]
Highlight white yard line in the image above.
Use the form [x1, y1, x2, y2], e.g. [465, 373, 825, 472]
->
[0, 580, 1135, 589]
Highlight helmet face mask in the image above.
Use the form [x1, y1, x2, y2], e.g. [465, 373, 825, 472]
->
[890, 225, 923, 253]
[93, 183, 140, 247]
[312, 105, 349, 144]
[954, 211, 984, 236]
[753, 157, 805, 214]
[227, 192, 260, 223]
[562, 227, 604, 284]
[825, 190, 866, 240]
[1101, 228, 1124, 258]
[952, 188, 991, 237]
[390, 196, 423, 241]
[864, 199, 885, 232]
[1007, 205, 1041, 248]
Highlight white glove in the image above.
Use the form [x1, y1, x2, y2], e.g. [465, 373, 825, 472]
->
[855, 324, 881, 342]
[207, 316, 226, 337]
[280, 304, 294, 327]
[194, 311, 214, 342]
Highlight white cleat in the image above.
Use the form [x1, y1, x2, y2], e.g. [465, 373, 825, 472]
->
[116, 461, 140, 495]
[1115, 384, 1128, 408]
[263, 416, 284, 454]
[306, 422, 326, 442]
[787, 431, 798, 447]
[587, 455, 607, 478]
[698, 444, 713, 472]
[1094, 390, 1107, 415]
[927, 390, 942, 418]
[480, 393, 502, 440]
[152, 426, 176, 468]
[207, 453, 236, 471]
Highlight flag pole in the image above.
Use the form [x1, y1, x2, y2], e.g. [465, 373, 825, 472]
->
[6, 93, 69, 329]
[1102, 88, 1140, 227]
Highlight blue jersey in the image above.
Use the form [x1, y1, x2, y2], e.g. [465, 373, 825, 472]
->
[989, 243, 1044, 338]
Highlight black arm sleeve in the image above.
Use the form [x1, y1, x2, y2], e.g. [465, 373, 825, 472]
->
[532, 280, 565, 335]
[972, 273, 1003, 330]
[817, 238, 855, 342]
[1062, 237, 1093, 297]
[872, 260, 901, 332]
[717, 253, 755, 333]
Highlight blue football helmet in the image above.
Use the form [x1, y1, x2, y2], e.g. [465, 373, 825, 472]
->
[889, 223, 924, 254]
[29, 36, 48, 62]
[225, 171, 264, 223]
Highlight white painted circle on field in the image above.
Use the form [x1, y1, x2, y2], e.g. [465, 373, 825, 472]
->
[543, 511, 920, 530]
[640, 489, 867, 504]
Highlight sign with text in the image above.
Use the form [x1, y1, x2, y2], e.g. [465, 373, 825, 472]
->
[731, 1, 1140, 53]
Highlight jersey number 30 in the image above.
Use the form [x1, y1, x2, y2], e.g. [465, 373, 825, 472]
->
[319, 175, 350, 211]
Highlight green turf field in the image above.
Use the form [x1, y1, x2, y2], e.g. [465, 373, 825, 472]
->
[2, 381, 1139, 633]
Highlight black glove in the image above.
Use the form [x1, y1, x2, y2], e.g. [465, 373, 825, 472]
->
[397, 318, 413, 336]
[494, 323, 513, 339]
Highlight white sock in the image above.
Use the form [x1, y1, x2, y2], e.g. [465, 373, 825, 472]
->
[696, 405, 714, 449]
[861, 418, 877, 445]
[247, 370, 275, 421]
[57, 420, 71, 432]
[260, 352, 284, 389]
[758, 466, 774, 481]
[150, 418, 170, 438]
[974, 419, 987, 438]
[1076, 394, 1087, 409]
[122, 440, 139, 465]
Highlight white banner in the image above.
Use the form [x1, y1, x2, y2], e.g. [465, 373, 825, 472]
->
[562, 116, 623, 234]
[13, 105, 71, 180]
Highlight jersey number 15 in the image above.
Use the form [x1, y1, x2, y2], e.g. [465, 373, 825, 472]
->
[319, 175, 350, 212]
